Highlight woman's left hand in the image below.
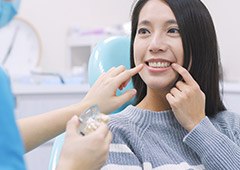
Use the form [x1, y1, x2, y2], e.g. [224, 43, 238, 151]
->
[166, 63, 206, 132]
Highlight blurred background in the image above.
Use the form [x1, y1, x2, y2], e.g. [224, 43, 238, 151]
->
[11, 0, 134, 73]
[202, 0, 240, 83]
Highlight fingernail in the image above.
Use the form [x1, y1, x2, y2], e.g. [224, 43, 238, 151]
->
[72, 115, 80, 122]
[72, 115, 78, 120]
[172, 63, 178, 68]
[131, 89, 137, 95]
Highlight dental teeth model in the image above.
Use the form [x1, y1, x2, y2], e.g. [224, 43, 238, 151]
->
[78, 105, 110, 135]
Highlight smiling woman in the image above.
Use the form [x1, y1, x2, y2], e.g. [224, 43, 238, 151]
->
[101, 0, 240, 169]
[133, 0, 183, 94]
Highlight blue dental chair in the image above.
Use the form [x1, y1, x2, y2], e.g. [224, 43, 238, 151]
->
[0, 67, 26, 170]
[48, 36, 133, 170]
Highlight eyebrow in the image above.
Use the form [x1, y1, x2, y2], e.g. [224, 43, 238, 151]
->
[138, 19, 178, 26]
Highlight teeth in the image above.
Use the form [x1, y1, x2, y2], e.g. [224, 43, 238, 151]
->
[148, 62, 170, 68]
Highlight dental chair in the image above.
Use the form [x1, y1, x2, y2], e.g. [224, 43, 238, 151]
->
[48, 36, 133, 170]
[0, 67, 26, 169]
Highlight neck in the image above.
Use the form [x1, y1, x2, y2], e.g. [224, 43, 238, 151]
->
[137, 88, 171, 112]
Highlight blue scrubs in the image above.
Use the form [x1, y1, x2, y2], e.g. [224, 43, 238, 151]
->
[0, 67, 26, 170]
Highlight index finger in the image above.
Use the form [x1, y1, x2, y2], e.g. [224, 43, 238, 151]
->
[171, 63, 196, 85]
[66, 115, 81, 137]
[116, 64, 143, 85]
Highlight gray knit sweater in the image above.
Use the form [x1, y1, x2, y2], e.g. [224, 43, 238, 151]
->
[101, 105, 240, 170]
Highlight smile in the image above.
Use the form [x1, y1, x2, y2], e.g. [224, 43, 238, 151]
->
[147, 61, 171, 68]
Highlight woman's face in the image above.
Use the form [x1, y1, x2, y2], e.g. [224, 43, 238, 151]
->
[134, 0, 184, 92]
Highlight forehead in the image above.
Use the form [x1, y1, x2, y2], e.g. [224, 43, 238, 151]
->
[138, 0, 176, 23]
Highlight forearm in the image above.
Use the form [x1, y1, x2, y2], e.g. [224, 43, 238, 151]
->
[16, 65, 142, 153]
[184, 117, 240, 170]
[17, 101, 91, 153]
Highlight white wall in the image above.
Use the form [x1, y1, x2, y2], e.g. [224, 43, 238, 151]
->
[18, 0, 240, 82]
[18, 0, 134, 73]
[201, 0, 240, 82]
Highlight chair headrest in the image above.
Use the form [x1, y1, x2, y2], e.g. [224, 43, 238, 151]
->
[88, 36, 134, 113]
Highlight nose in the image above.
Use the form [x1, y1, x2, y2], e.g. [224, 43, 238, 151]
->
[149, 33, 168, 53]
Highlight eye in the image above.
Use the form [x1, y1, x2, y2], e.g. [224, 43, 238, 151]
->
[137, 28, 150, 35]
[168, 28, 180, 34]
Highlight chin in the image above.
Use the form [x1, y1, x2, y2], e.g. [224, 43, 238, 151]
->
[147, 81, 170, 90]
[145, 78, 178, 92]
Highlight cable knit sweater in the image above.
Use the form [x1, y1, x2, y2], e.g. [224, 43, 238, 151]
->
[101, 105, 240, 170]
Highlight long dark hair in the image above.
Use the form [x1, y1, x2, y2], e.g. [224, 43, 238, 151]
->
[130, 0, 226, 117]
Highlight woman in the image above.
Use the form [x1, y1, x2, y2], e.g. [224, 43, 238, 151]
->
[102, 0, 240, 169]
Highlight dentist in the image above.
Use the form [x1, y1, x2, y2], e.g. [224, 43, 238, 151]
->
[0, 0, 143, 170]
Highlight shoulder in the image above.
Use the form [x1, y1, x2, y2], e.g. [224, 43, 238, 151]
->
[211, 110, 240, 125]
[107, 106, 144, 143]
[108, 105, 141, 130]
[108, 107, 135, 134]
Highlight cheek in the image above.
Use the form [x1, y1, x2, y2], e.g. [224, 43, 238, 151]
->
[178, 53, 184, 66]
[176, 43, 184, 66]
[134, 54, 141, 65]
[133, 42, 143, 65]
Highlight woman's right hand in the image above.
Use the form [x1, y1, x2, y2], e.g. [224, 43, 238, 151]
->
[82, 64, 143, 114]
[57, 116, 112, 170]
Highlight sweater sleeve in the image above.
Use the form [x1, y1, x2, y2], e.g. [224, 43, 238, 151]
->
[183, 116, 240, 170]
